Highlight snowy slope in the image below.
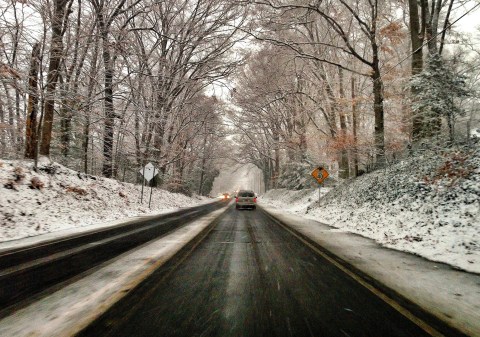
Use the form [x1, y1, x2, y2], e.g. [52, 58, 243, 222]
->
[260, 144, 480, 273]
[0, 158, 206, 242]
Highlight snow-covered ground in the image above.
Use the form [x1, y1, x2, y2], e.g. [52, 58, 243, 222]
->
[0, 158, 207, 243]
[260, 145, 480, 274]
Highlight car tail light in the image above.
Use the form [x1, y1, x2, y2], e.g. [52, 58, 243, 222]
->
[253, 197, 257, 203]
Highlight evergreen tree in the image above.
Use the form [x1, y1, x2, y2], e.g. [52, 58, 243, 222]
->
[411, 53, 469, 142]
[278, 155, 315, 190]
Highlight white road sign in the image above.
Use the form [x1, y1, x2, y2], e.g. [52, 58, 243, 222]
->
[140, 162, 158, 182]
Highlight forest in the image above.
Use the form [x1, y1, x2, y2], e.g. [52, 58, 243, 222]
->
[1, 0, 478, 194]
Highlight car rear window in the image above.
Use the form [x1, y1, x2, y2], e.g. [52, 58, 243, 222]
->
[239, 191, 255, 197]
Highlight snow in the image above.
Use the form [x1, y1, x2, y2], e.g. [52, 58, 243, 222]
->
[0, 207, 228, 337]
[260, 145, 480, 274]
[0, 158, 209, 243]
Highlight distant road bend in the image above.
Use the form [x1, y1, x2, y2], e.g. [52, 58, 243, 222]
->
[0, 200, 226, 312]
[79, 206, 466, 337]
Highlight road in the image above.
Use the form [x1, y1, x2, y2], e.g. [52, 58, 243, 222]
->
[79, 206, 452, 337]
[0, 201, 225, 312]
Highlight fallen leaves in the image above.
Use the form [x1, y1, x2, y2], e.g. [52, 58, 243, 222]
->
[65, 186, 87, 195]
[30, 177, 44, 190]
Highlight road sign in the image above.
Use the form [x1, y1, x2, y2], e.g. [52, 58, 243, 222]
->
[140, 162, 158, 182]
[311, 166, 329, 184]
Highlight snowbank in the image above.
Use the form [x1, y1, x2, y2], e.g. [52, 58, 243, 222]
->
[260, 145, 480, 273]
[0, 158, 206, 242]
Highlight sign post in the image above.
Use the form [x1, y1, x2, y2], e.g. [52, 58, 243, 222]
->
[311, 167, 329, 203]
[140, 163, 146, 204]
[148, 166, 156, 209]
[139, 162, 159, 208]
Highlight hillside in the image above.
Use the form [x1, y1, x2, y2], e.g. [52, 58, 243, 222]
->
[261, 143, 480, 273]
[0, 158, 205, 242]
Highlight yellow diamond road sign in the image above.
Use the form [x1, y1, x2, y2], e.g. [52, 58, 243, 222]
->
[311, 167, 329, 184]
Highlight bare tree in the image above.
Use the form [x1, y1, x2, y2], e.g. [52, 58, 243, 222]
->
[39, 0, 74, 156]
[90, 0, 143, 177]
[120, 0, 248, 180]
[25, 43, 41, 159]
[243, 0, 390, 166]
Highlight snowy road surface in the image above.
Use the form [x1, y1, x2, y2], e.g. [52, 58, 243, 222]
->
[78, 206, 463, 337]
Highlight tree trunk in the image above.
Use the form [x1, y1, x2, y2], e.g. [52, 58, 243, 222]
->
[25, 43, 41, 159]
[371, 40, 385, 166]
[2, 80, 15, 149]
[61, 0, 84, 158]
[198, 155, 207, 195]
[15, 81, 22, 152]
[351, 77, 359, 177]
[272, 128, 280, 186]
[83, 115, 90, 173]
[100, 27, 116, 178]
[430, 0, 442, 52]
[83, 33, 99, 173]
[439, 0, 454, 55]
[264, 159, 271, 191]
[338, 67, 349, 179]
[0, 98, 5, 153]
[409, 0, 425, 140]
[113, 102, 130, 178]
[11, 3, 23, 153]
[447, 114, 455, 143]
[60, 102, 72, 158]
[40, 0, 70, 156]
[198, 126, 208, 195]
[423, 0, 440, 55]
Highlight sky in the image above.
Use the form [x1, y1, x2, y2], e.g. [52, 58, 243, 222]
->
[210, 163, 265, 196]
[454, 1, 480, 34]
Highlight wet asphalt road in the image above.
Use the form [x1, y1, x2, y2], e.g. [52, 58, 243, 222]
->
[80, 206, 434, 337]
[0, 201, 225, 313]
